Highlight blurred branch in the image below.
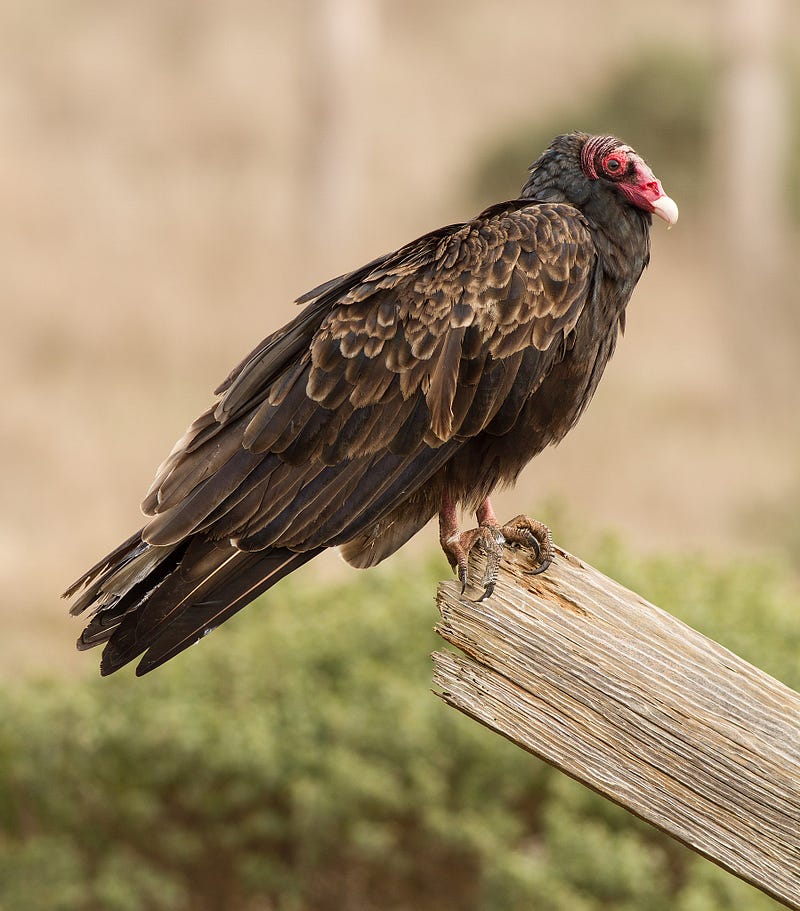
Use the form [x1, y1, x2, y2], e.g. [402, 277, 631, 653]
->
[433, 546, 800, 910]
[716, 0, 790, 276]
[712, 0, 798, 402]
[299, 0, 380, 263]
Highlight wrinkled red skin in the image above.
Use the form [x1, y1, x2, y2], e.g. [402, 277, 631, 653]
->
[618, 159, 669, 214]
[580, 135, 668, 215]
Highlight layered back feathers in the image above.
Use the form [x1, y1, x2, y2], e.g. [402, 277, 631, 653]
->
[65, 132, 659, 676]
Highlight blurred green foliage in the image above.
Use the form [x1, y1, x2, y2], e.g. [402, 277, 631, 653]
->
[1, 544, 797, 911]
[471, 51, 716, 211]
[752, 481, 800, 578]
[472, 50, 800, 219]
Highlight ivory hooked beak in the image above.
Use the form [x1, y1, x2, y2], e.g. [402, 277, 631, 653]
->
[651, 194, 679, 227]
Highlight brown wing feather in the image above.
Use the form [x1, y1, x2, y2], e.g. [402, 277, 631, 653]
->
[137, 202, 596, 550]
[67, 199, 598, 675]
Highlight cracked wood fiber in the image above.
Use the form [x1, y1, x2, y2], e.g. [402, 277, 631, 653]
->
[433, 546, 800, 909]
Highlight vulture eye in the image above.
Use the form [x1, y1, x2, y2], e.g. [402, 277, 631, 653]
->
[602, 153, 625, 177]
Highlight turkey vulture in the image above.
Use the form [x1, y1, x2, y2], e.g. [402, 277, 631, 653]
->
[64, 132, 678, 676]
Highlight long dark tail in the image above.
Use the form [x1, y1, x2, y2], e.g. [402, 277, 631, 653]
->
[64, 533, 322, 676]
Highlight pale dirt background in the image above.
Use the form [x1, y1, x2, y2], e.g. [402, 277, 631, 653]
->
[2, 0, 798, 676]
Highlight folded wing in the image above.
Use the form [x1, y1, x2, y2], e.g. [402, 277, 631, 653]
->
[66, 200, 597, 674]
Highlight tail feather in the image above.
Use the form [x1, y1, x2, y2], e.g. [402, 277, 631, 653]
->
[126, 548, 319, 676]
[65, 530, 322, 676]
[64, 530, 149, 607]
[77, 600, 131, 650]
[69, 540, 182, 620]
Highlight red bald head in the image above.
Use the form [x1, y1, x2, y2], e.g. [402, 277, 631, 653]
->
[580, 135, 679, 226]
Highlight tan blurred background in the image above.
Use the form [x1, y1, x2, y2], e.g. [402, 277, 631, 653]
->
[2, 0, 798, 676]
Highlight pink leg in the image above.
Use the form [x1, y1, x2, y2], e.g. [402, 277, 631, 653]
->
[439, 492, 496, 591]
[438, 491, 461, 547]
[476, 497, 498, 526]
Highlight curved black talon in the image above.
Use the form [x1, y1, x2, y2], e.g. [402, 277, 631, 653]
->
[516, 530, 550, 575]
[502, 516, 553, 577]
[444, 514, 553, 600]
[471, 528, 505, 601]
[458, 564, 468, 595]
[525, 554, 552, 576]
[514, 530, 541, 561]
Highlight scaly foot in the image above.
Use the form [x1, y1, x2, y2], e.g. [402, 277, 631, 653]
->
[438, 496, 554, 599]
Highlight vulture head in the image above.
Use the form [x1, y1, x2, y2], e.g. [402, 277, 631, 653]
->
[522, 132, 679, 227]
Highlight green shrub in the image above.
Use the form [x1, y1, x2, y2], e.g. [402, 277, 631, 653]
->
[471, 51, 716, 212]
[473, 48, 800, 223]
[0, 544, 795, 910]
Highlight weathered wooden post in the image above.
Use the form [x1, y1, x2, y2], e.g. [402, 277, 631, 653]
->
[433, 546, 800, 909]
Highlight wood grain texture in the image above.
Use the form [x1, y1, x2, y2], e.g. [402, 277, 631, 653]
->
[433, 546, 800, 909]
